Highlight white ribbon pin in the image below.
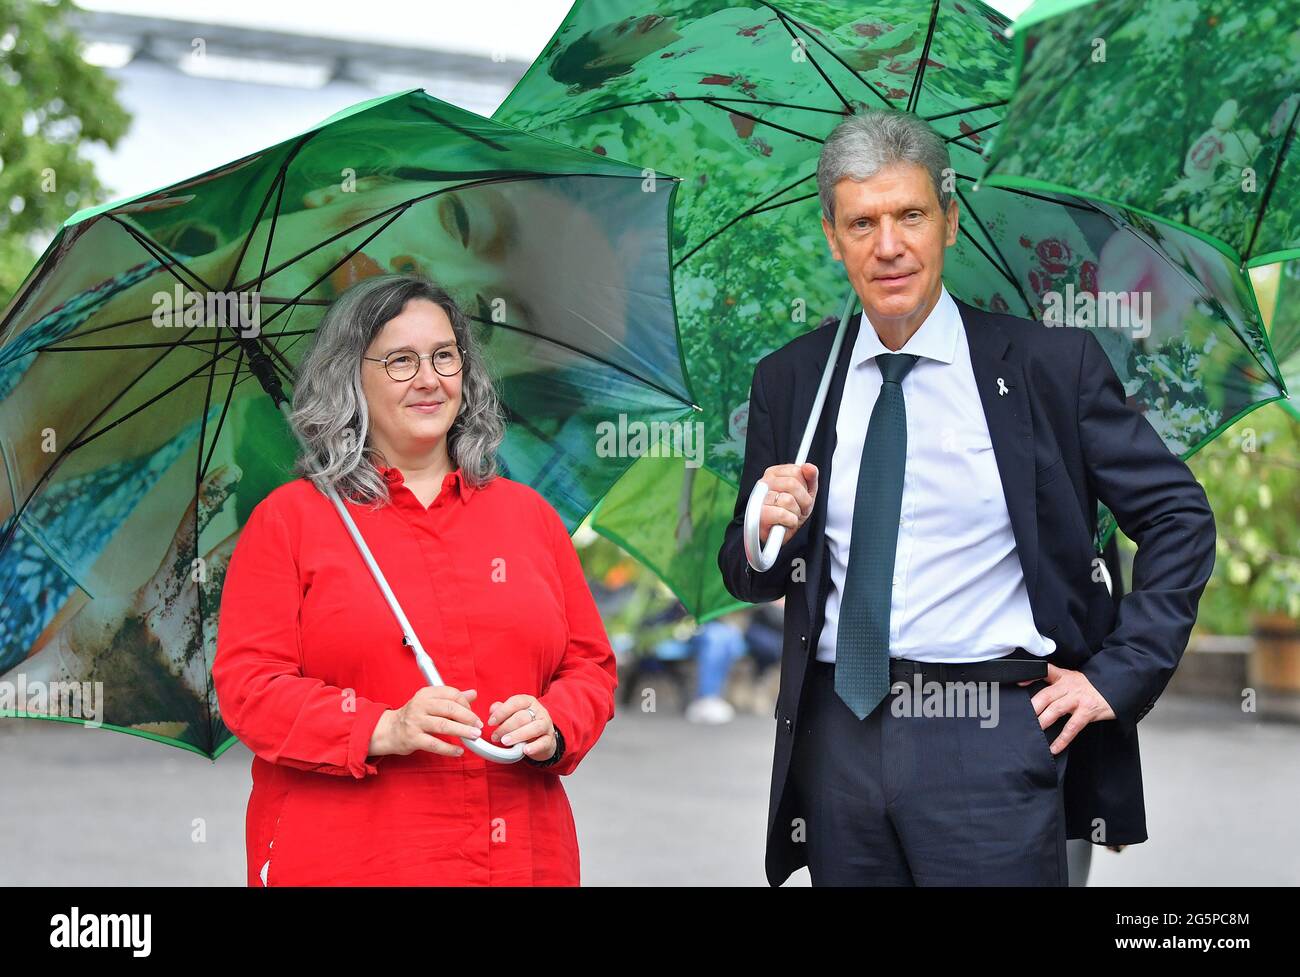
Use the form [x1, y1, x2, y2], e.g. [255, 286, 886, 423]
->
[996, 377, 1009, 396]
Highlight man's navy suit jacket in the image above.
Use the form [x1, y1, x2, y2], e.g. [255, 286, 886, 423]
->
[717, 295, 1216, 887]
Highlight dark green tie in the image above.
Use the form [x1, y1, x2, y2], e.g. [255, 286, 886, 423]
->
[835, 352, 919, 720]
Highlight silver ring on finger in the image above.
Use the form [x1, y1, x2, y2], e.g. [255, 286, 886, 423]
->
[526, 707, 537, 722]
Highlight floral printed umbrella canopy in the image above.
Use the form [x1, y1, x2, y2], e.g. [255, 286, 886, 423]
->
[495, 0, 1286, 620]
[982, 0, 1300, 269]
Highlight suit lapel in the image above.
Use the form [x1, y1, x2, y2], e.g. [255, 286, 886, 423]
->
[960, 299, 1040, 609]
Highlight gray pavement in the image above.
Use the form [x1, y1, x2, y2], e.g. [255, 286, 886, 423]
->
[1, 693, 1296, 885]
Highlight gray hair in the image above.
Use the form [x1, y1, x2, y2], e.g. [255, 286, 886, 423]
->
[817, 109, 953, 223]
[289, 273, 505, 509]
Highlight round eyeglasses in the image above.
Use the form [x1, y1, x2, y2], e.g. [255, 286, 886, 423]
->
[363, 346, 464, 381]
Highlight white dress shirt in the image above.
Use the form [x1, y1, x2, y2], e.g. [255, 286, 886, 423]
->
[815, 285, 1056, 664]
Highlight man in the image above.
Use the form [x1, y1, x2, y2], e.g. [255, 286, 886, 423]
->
[716, 109, 1216, 886]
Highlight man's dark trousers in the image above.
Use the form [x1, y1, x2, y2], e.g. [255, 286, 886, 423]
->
[789, 654, 1071, 885]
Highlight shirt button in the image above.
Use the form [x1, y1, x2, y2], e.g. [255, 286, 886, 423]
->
[892, 575, 900, 586]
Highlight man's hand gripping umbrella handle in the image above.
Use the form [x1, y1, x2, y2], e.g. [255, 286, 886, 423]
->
[744, 287, 858, 572]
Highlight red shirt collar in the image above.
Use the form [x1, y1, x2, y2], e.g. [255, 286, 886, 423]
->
[377, 463, 475, 504]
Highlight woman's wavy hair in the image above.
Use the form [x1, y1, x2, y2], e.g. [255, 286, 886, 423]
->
[289, 273, 505, 509]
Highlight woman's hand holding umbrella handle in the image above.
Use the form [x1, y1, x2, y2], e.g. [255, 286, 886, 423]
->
[368, 686, 485, 758]
[488, 694, 557, 762]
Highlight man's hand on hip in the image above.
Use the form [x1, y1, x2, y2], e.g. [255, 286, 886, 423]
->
[1019, 664, 1116, 754]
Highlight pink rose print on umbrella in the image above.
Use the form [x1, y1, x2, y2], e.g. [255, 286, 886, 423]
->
[852, 21, 890, 38]
[1036, 238, 1072, 275]
[1189, 132, 1226, 172]
[1080, 260, 1099, 296]
[1028, 268, 1055, 299]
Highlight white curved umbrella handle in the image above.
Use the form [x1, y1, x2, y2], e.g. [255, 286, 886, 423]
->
[743, 477, 786, 571]
[317, 479, 525, 763]
[743, 286, 858, 573]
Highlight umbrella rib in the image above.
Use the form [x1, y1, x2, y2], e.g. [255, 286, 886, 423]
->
[29, 310, 161, 342]
[944, 117, 999, 143]
[410, 103, 511, 151]
[223, 131, 316, 294]
[1242, 98, 1300, 264]
[254, 207, 409, 332]
[247, 151, 294, 298]
[224, 173, 282, 295]
[197, 342, 244, 485]
[253, 303, 304, 382]
[0, 327, 237, 553]
[961, 172, 1108, 216]
[750, 191, 820, 215]
[246, 294, 308, 384]
[955, 221, 1028, 308]
[38, 334, 306, 353]
[107, 216, 217, 296]
[675, 191, 820, 269]
[763, 6, 853, 113]
[701, 98, 824, 144]
[467, 314, 694, 410]
[954, 184, 1032, 311]
[674, 171, 819, 268]
[27, 299, 327, 349]
[925, 99, 1009, 122]
[63, 336, 249, 454]
[191, 305, 239, 754]
[907, 0, 943, 115]
[196, 309, 238, 484]
[759, 2, 894, 109]
[947, 136, 988, 156]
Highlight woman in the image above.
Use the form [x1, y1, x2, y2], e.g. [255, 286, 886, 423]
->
[213, 273, 618, 886]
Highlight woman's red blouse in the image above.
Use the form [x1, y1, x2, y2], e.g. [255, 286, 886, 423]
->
[213, 464, 618, 886]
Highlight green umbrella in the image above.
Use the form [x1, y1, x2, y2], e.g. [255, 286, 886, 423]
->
[0, 88, 692, 758]
[981, 0, 1300, 268]
[1265, 260, 1300, 421]
[495, 0, 1286, 619]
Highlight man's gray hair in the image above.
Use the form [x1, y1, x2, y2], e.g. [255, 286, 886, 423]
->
[817, 109, 953, 223]
[289, 273, 505, 509]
